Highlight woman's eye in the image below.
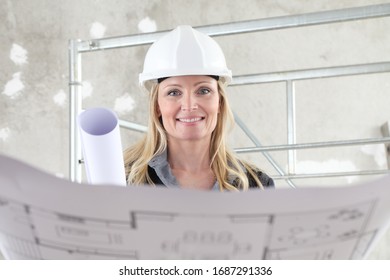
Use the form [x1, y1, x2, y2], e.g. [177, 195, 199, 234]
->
[167, 90, 180, 96]
[198, 88, 211, 95]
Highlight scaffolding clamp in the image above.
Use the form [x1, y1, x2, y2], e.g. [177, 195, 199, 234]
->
[381, 121, 390, 169]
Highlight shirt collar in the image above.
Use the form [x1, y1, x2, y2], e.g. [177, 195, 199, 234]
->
[148, 150, 220, 191]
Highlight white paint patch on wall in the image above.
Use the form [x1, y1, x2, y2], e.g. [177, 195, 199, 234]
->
[360, 144, 387, 167]
[114, 93, 136, 115]
[0, 127, 11, 142]
[10, 43, 28, 65]
[138, 17, 157, 33]
[82, 81, 93, 99]
[295, 159, 358, 184]
[89, 22, 106, 39]
[53, 89, 67, 106]
[2, 72, 24, 99]
[55, 173, 65, 178]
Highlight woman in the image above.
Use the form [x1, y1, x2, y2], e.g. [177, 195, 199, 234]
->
[124, 25, 274, 191]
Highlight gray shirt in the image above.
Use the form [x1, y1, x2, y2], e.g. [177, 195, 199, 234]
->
[148, 150, 220, 191]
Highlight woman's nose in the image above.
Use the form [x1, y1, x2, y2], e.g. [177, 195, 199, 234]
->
[181, 93, 198, 111]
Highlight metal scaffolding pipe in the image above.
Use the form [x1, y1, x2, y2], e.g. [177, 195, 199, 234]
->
[68, 39, 83, 183]
[75, 4, 390, 52]
[234, 113, 297, 188]
[230, 62, 390, 86]
[286, 80, 296, 174]
[235, 137, 390, 153]
[197, 3, 390, 36]
[272, 169, 390, 180]
[118, 120, 148, 133]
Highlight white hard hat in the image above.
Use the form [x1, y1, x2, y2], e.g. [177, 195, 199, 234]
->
[139, 25, 232, 92]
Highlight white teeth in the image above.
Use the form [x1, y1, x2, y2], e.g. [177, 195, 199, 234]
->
[178, 117, 202, 123]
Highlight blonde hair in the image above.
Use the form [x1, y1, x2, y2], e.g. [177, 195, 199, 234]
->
[124, 81, 264, 191]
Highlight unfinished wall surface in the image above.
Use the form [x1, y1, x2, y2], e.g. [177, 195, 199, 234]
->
[1, 0, 389, 259]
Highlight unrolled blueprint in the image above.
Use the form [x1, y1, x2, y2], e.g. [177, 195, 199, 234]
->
[0, 154, 389, 259]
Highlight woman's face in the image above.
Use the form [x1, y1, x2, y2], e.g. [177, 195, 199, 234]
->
[157, 75, 220, 143]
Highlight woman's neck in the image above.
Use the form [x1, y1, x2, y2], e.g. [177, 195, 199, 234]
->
[167, 138, 212, 172]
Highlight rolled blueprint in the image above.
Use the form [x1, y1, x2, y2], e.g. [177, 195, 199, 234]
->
[78, 107, 126, 186]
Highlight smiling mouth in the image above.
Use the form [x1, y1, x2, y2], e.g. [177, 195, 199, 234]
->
[176, 117, 205, 123]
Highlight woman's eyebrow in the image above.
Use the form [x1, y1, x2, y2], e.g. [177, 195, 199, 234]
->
[161, 83, 182, 89]
[194, 81, 213, 86]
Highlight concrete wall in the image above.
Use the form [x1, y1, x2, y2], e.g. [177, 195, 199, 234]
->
[1, 0, 389, 259]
